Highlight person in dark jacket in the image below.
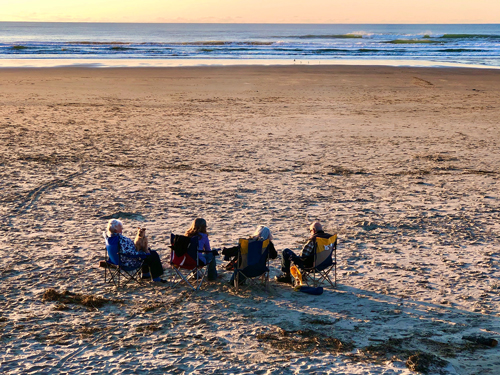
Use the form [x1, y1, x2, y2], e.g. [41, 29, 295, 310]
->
[276, 221, 332, 284]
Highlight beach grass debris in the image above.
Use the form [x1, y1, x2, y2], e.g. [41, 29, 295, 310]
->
[257, 327, 354, 353]
[325, 166, 366, 175]
[78, 326, 103, 335]
[42, 288, 121, 309]
[414, 153, 457, 162]
[406, 351, 447, 374]
[142, 302, 164, 313]
[462, 335, 498, 347]
[359, 338, 456, 373]
[135, 323, 162, 333]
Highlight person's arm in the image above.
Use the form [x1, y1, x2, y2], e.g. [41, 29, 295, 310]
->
[268, 241, 278, 259]
[200, 234, 212, 252]
[300, 240, 315, 259]
[119, 235, 148, 259]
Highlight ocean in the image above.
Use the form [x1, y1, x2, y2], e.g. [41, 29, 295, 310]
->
[0, 22, 499, 68]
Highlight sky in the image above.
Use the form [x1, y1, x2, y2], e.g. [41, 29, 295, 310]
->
[2, 0, 499, 23]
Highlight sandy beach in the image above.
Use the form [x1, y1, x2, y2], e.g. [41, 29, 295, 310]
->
[1, 65, 500, 374]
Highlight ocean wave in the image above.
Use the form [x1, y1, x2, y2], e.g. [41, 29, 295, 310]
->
[439, 34, 500, 39]
[438, 48, 486, 53]
[11, 45, 29, 50]
[178, 41, 274, 46]
[384, 39, 443, 44]
[74, 41, 131, 45]
[9, 40, 275, 47]
[276, 34, 362, 39]
[110, 46, 134, 51]
[310, 48, 351, 53]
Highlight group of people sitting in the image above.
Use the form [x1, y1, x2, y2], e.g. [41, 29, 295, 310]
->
[104, 217, 333, 285]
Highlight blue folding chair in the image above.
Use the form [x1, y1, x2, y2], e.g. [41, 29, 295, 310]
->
[233, 238, 270, 292]
[100, 232, 147, 287]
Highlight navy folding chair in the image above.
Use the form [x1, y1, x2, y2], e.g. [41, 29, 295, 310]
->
[233, 238, 270, 292]
[99, 232, 146, 287]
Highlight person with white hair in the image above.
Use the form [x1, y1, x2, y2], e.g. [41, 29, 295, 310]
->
[275, 221, 333, 284]
[104, 219, 165, 283]
[222, 225, 278, 271]
[223, 225, 278, 285]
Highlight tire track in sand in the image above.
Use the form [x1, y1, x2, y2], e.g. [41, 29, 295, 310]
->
[15, 168, 87, 215]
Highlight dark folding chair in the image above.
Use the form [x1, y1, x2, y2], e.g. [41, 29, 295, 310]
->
[233, 238, 270, 292]
[99, 232, 147, 287]
[296, 234, 337, 288]
[168, 233, 210, 291]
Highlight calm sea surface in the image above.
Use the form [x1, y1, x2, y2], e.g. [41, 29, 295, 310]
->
[0, 22, 499, 68]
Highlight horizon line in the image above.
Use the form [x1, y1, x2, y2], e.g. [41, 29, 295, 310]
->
[1, 21, 499, 25]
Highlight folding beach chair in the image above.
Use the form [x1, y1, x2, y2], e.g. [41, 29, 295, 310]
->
[99, 232, 147, 287]
[168, 233, 209, 291]
[233, 238, 270, 292]
[296, 234, 337, 288]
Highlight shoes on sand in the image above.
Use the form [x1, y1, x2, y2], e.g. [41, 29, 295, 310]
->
[275, 273, 292, 284]
[225, 260, 236, 271]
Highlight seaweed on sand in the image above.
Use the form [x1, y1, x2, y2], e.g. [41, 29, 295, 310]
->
[360, 338, 447, 373]
[257, 327, 354, 353]
[406, 351, 447, 374]
[42, 288, 122, 309]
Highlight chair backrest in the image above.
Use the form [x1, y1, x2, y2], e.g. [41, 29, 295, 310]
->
[314, 234, 337, 269]
[103, 232, 120, 265]
[170, 233, 200, 269]
[238, 238, 269, 269]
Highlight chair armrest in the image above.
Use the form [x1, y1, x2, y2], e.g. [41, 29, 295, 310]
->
[198, 249, 219, 256]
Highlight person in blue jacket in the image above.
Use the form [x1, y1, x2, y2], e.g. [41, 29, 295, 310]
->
[104, 219, 165, 282]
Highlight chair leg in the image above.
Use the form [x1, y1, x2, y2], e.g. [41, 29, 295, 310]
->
[334, 264, 337, 287]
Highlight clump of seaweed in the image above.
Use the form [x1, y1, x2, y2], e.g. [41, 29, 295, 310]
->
[360, 338, 448, 373]
[257, 328, 354, 353]
[78, 326, 103, 335]
[362, 338, 407, 359]
[135, 323, 162, 333]
[413, 153, 457, 162]
[406, 351, 447, 374]
[325, 166, 366, 176]
[143, 302, 164, 313]
[42, 288, 121, 309]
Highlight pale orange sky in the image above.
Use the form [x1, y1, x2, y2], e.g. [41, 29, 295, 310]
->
[2, 0, 499, 23]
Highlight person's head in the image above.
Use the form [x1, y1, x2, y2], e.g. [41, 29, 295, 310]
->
[185, 218, 207, 238]
[309, 221, 323, 236]
[106, 219, 123, 237]
[252, 225, 273, 241]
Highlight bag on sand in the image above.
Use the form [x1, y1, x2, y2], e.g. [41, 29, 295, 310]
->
[290, 265, 323, 295]
[297, 286, 323, 295]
